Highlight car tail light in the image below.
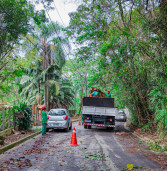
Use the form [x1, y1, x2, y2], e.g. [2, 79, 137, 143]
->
[110, 118, 113, 122]
[63, 115, 68, 120]
[87, 117, 89, 120]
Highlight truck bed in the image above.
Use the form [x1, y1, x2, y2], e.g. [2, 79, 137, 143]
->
[82, 106, 118, 116]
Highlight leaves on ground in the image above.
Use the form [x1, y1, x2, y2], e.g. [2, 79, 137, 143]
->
[127, 164, 133, 170]
[67, 150, 72, 153]
[84, 152, 106, 161]
[2, 157, 32, 169]
[0, 131, 33, 148]
[116, 132, 129, 136]
[80, 146, 87, 149]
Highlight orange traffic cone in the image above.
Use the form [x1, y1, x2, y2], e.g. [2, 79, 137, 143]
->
[78, 117, 81, 126]
[69, 127, 79, 146]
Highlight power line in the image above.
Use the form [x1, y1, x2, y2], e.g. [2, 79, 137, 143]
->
[0, 2, 72, 105]
[0, 2, 64, 78]
[52, 0, 87, 73]
[1, 1, 82, 78]
[42, 0, 82, 77]
[52, 1, 66, 27]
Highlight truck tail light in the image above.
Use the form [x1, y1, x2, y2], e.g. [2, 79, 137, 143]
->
[110, 118, 112, 122]
[63, 115, 68, 120]
[87, 117, 89, 120]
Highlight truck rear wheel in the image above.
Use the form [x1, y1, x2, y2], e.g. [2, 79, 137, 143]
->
[107, 127, 114, 131]
[84, 125, 88, 129]
[88, 125, 91, 129]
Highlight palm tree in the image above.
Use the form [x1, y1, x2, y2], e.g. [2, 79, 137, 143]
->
[20, 78, 75, 110]
[50, 79, 75, 109]
[19, 21, 71, 110]
[19, 61, 60, 105]
[36, 22, 70, 110]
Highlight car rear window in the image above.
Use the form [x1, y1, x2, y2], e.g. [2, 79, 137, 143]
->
[118, 112, 124, 114]
[49, 110, 66, 116]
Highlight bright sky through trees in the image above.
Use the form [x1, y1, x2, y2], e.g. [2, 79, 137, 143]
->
[35, 0, 79, 26]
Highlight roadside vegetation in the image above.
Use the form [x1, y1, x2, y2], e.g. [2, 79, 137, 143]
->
[0, 0, 74, 110]
[63, 0, 167, 138]
[0, 0, 167, 140]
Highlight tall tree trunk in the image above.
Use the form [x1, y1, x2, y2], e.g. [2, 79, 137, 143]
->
[42, 38, 48, 110]
[78, 86, 84, 116]
[85, 72, 87, 97]
[38, 83, 40, 105]
[74, 90, 77, 111]
[46, 81, 49, 110]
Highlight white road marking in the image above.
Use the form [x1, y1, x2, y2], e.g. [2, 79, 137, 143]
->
[95, 134, 119, 171]
[113, 135, 125, 152]
[115, 154, 121, 158]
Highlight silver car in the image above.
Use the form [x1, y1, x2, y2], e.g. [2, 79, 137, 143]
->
[115, 110, 127, 122]
[46, 109, 72, 131]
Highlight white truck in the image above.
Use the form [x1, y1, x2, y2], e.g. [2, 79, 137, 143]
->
[82, 97, 118, 130]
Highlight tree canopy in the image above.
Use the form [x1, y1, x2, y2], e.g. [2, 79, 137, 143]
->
[0, 0, 167, 135]
[64, 0, 167, 134]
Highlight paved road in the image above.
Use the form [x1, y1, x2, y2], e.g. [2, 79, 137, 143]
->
[0, 122, 166, 171]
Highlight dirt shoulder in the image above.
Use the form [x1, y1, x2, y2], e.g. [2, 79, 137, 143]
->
[133, 128, 167, 146]
[0, 131, 33, 148]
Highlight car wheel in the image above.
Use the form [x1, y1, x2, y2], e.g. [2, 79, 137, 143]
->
[46, 128, 49, 132]
[84, 125, 88, 129]
[65, 125, 69, 132]
[69, 123, 72, 130]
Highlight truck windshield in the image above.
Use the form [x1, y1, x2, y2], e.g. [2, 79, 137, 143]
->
[48, 110, 66, 116]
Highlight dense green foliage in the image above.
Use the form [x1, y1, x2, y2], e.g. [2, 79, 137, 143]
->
[13, 103, 32, 130]
[18, 21, 74, 110]
[65, 0, 167, 134]
[0, 0, 46, 102]
[0, 0, 167, 137]
[0, 0, 74, 111]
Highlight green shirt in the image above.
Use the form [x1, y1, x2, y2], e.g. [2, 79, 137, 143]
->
[106, 93, 111, 98]
[92, 91, 99, 97]
[42, 110, 47, 123]
[81, 110, 83, 121]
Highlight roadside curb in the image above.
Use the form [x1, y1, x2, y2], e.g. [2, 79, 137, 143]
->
[0, 131, 42, 155]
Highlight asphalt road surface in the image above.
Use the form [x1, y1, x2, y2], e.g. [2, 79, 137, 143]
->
[0, 122, 166, 171]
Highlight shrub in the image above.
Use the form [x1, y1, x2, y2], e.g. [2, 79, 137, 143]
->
[13, 103, 32, 130]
